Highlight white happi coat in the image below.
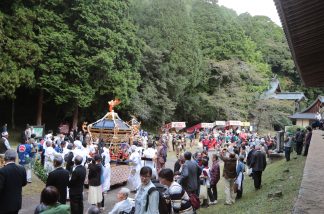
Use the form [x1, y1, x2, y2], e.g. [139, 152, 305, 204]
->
[101, 148, 111, 192]
[142, 148, 157, 177]
[44, 146, 60, 174]
[128, 150, 142, 191]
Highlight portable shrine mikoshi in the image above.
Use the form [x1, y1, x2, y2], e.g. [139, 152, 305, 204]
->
[87, 99, 138, 186]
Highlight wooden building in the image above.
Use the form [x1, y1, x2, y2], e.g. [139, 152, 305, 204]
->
[274, 0, 324, 87]
[289, 96, 324, 127]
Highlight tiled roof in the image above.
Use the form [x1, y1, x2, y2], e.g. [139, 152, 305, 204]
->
[301, 95, 324, 113]
[289, 113, 317, 120]
[269, 92, 306, 101]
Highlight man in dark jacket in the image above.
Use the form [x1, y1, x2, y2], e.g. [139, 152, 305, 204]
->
[303, 126, 312, 156]
[69, 155, 86, 214]
[246, 145, 255, 167]
[220, 150, 237, 205]
[46, 156, 70, 204]
[178, 151, 202, 195]
[295, 128, 305, 155]
[251, 146, 267, 190]
[0, 149, 27, 214]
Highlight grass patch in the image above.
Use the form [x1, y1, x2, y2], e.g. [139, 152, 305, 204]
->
[22, 171, 45, 197]
[34, 161, 48, 183]
[7, 130, 46, 196]
[199, 155, 306, 214]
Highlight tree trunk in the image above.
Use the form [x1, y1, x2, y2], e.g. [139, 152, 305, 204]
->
[161, 108, 165, 126]
[11, 99, 15, 130]
[72, 104, 79, 130]
[36, 89, 44, 125]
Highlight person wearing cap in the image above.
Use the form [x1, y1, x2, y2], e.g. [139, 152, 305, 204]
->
[250, 145, 267, 190]
[46, 156, 70, 204]
[0, 149, 27, 213]
[109, 187, 134, 214]
[88, 154, 102, 208]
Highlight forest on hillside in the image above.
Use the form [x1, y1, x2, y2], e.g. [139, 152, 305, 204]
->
[0, 0, 323, 132]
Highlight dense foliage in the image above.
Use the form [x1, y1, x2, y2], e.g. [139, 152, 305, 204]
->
[0, 0, 322, 132]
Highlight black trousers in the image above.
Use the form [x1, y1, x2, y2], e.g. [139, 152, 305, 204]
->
[210, 183, 218, 201]
[304, 143, 310, 156]
[296, 142, 303, 155]
[207, 187, 215, 202]
[253, 171, 262, 189]
[236, 181, 243, 199]
[70, 194, 83, 214]
[101, 193, 105, 207]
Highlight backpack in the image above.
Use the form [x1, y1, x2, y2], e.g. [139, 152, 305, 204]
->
[188, 192, 200, 210]
[145, 187, 171, 214]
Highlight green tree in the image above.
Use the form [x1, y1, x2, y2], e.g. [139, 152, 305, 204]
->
[130, 0, 204, 128]
[63, 0, 142, 124]
[0, 2, 40, 127]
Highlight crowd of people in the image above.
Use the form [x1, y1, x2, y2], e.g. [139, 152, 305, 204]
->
[0, 124, 314, 214]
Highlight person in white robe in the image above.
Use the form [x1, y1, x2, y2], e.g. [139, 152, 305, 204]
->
[44, 141, 61, 174]
[72, 138, 88, 165]
[142, 142, 157, 177]
[128, 145, 142, 192]
[101, 147, 111, 192]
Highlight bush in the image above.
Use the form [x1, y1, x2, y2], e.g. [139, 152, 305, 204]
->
[285, 125, 305, 136]
[34, 160, 47, 183]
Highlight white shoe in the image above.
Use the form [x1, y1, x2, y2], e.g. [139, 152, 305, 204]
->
[209, 201, 217, 205]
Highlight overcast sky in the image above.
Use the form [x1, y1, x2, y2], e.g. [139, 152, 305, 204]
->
[218, 0, 281, 26]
